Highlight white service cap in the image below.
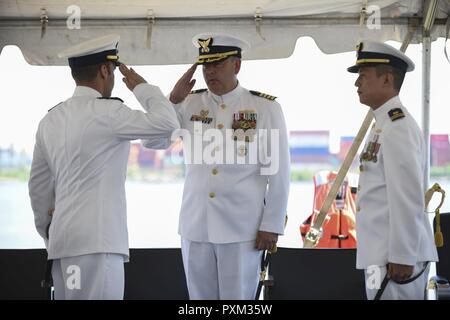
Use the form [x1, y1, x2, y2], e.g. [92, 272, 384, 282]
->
[58, 34, 121, 68]
[347, 40, 415, 73]
[192, 33, 250, 64]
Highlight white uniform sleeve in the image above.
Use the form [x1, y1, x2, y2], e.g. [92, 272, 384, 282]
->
[383, 121, 423, 266]
[28, 128, 54, 246]
[259, 102, 290, 235]
[142, 98, 183, 150]
[108, 83, 180, 141]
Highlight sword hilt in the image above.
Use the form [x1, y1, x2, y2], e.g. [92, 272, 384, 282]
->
[303, 227, 321, 248]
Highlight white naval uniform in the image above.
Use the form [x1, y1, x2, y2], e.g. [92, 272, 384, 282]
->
[51, 253, 125, 300]
[29, 83, 179, 299]
[144, 84, 290, 299]
[356, 96, 438, 300]
[364, 262, 430, 300]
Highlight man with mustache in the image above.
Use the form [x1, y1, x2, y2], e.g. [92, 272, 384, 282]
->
[141, 33, 290, 299]
[348, 41, 438, 299]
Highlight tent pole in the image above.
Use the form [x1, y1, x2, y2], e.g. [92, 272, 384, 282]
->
[421, 0, 438, 191]
[422, 35, 431, 190]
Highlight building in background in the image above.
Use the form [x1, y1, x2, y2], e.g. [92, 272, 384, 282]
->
[338, 136, 354, 162]
[289, 131, 333, 170]
[337, 136, 360, 169]
[129, 143, 159, 169]
[0, 145, 30, 169]
[431, 134, 450, 167]
[5, 132, 449, 179]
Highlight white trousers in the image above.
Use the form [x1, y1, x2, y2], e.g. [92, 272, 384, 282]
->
[181, 238, 263, 300]
[364, 262, 430, 300]
[52, 253, 124, 300]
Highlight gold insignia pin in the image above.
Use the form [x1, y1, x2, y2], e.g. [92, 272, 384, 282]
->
[198, 38, 212, 53]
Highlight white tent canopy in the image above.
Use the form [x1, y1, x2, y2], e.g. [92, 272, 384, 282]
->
[0, 0, 449, 65]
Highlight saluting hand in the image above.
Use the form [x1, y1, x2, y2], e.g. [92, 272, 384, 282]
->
[169, 64, 197, 104]
[119, 63, 147, 91]
[388, 263, 414, 282]
[255, 231, 278, 251]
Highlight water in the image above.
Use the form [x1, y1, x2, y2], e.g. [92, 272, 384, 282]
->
[0, 180, 315, 249]
[2, 179, 449, 249]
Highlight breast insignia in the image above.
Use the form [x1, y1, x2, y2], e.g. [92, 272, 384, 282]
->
[249, 90, 277, 101]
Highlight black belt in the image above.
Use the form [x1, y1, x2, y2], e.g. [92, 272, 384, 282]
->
[374, 262, 429, 300]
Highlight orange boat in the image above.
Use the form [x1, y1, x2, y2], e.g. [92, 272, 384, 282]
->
[300, 171, 358, 248]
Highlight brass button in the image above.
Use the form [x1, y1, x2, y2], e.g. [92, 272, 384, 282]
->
[214, 145, 221, 152]
[212, 168, 218, 175]
[220, 103, 227, 110]
[238, 146, 247, 156]
[217, 123, 224, 129]
[356, 206, 361, 212]
[209, 192, 216, 198]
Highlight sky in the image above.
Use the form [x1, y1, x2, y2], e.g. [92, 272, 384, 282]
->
[0, 37, 449, 155]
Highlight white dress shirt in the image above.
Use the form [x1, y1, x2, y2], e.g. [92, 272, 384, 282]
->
[29, 83, 179, 261]
[144, 84, 290, 243]
[356, 95, 438, 269]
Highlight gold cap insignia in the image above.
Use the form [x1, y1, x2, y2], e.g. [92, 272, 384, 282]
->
[198, 38, 212, 53]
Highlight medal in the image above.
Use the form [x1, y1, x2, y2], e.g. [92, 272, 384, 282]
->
[232, 110, 257, 141]
[190, 108, 213, 124]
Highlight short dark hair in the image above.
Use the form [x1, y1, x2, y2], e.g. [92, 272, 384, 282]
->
[71, 62, 113, 82]
[375, 65, 405, 92]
